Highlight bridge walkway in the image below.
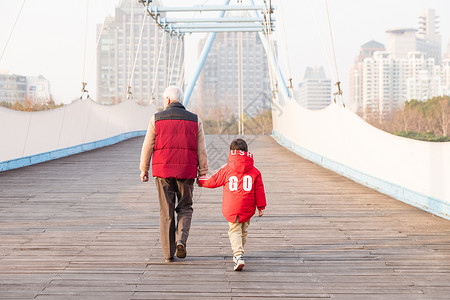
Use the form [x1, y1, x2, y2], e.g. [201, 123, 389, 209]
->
[1, 135, 450, 299]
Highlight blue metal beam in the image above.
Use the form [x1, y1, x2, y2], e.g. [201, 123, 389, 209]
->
[148, 5, 271, 13]
[183, 0, 231, 107]
[168, 23, 267, 29]
[163, 17, 268, 23]
[172, 28, 272, 33]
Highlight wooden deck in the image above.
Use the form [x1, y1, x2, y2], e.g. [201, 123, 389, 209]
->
[1, 135, 450, 299]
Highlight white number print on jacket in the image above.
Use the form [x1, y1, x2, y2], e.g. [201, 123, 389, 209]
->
[228, 175, 252, 192]
[198, 150, 266, 223]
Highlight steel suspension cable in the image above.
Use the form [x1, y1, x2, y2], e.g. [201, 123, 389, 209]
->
[86, 0, 117, 90]
[128, 12, 148, 99]
[237, 31, 242, 135]
[0, 0, 27, 64]
[240, 33, 244, 135]
[307, 0, 334, 90]
[166, 35, 173, 87]
[81, 0, 90, 99]
[177, 55, 186, 88]
[126, 0, 135, 97]
[278, 0, 293, 92]
[174, 36, 184, 86]
[152, 21, 158, 99]
[151, 32, 167, 99]
[86, 22, 104, 85]
[261, 29, 277, 98]
[325, 0, 344, 104]
[261, 6, 278, 97]
[169, 37, 180, 86]
[325, 0, 340, 83]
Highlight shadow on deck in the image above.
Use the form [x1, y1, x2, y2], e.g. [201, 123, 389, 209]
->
[1, 135, 450, 299]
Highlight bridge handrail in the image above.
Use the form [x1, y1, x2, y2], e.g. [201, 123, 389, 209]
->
[0, 99, 155, 171]
[272, 100, 450, 220]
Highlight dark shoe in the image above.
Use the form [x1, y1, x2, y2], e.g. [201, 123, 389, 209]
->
[176, 240, 186, 259]
[164, 257, 174, 263]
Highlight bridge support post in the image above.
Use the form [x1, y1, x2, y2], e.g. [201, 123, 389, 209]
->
[183, 0, 231, 107]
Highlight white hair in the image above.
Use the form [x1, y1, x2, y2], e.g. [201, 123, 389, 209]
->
[163, 86, 184, 102]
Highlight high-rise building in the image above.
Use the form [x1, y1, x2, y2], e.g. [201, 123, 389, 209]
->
[195, 31, 271, 118]
[386, 28, 417, 59]
[417, 8, 441, 65]
[349, 9, 448, 119]
[96, 0, 183, 107]
[362, 51, 444, 120]
[0, 73, 27, 103]
[405, 52, 442, 101]
[386, 9, 441, 64]
[0, 73, 51, 104]
[296, 67, 331, 110]
[445, 41, 450, 60]
[442, 43, 450, 95]
[349, 40, 385, 115]
[27, 75, 52, 104]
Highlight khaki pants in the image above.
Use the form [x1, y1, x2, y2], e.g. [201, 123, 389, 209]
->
[155, 177, 194, 259]
[228, 217, 250, 257]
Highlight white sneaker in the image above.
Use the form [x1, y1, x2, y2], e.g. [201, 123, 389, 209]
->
[233, 255, 245, 271]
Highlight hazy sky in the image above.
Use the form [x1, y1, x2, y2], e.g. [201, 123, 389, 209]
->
[1, 0, 449, 104]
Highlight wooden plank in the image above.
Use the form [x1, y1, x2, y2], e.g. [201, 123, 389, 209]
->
[1, 135, 450, 298]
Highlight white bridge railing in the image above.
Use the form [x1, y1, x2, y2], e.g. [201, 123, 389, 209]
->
[2, 94, 449, 220]
[272, 99, 450, 220]
[0, 99, 155, 171]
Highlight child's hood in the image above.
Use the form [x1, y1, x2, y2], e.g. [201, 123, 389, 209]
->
[227, 150, 254, 174]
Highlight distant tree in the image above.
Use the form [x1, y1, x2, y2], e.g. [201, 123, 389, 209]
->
[394, 130, 450, 142]
[403, 97, 450, 136]
[201, 107, 273, 136]
[436, 96, 449, 136]
[208, 104, 233, 134]
[364, 96, 449, 142]
[0, 96, 63, 111]
[245, 110, 272, 135]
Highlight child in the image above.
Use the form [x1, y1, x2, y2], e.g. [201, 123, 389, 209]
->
[197, 139, 266, 271]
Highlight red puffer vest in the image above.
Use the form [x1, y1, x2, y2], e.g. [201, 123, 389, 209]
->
[152, 102, 198, 179]
[198, 150, 267, 223]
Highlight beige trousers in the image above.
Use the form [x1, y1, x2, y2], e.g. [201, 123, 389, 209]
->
[228, 217, 250, 257]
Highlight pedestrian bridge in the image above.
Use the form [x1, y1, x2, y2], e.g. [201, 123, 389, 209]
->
[1, 1, 449, 296]
[0, 95, 450, 300]
[2, 97, 449, 219]
[1, 134, 450, 299]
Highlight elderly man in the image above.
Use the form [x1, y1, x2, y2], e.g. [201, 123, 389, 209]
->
[140, 86, 208, 262]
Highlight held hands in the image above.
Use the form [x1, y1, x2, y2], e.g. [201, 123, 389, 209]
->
[140, 171, 149, 182]
[258, 209, 264, 217]
[196, 175, 208, 187]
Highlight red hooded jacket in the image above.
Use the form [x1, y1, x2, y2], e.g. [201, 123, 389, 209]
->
[198, 150, 266, 223]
